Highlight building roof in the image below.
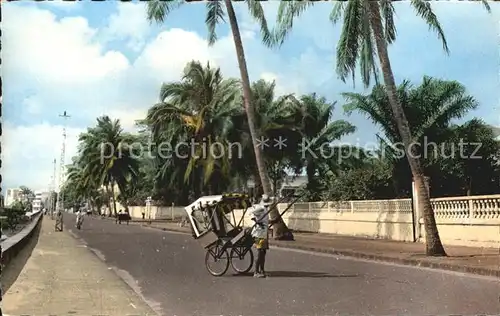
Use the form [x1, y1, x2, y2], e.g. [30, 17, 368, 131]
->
[489, 125, 500, 138]
[245, 175, 308, 189]
[280, 175, 308, 188]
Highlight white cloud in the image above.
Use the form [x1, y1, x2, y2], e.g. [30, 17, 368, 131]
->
[260, 72, 278, 82]
[260, 72, 293, 96]
[1, 3, 292, 191]
[43, 0, 81, 11]
[3, 1, 496, 192]
[99, 2, 152, 51]
[2, 5, 129, 87]
[107, 109, 148, 132]
[22, 96, 43, 115]
[2, 122, 84, 192]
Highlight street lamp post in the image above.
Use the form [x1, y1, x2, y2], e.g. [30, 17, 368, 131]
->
[146, 197, 152, 224]
[109, 197, 114, 217]
[56, 111, 70, 216]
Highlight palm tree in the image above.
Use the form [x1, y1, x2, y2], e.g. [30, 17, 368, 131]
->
[270, 0, 490, 255]
[78, 116, 140, 216]
[145, 0, 294, 240]
[65, 158, 104, 214]
[237, 79, 303, 197]
[437, 119, 500, 196]
[19, 186, 34, 207]
[146, 61, 241, 195]
[343, 76, 479, 196]
[294, 93, 356, 200]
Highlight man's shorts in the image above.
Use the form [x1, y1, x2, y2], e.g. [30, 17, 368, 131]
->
[254, 238, 269, 250]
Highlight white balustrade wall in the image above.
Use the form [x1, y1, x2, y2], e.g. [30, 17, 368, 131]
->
[128, 205, 186, 220]
[270, 195, 500, 248]
[128, 194, 500, 248]
[231, 194, 500, 248]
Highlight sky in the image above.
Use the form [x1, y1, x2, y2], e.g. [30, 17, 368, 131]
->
[2, 0, 499, 192]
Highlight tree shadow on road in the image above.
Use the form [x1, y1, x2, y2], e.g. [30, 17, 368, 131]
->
[232, 271, 360, 278]
[1, 218, 42, 294]
[267, 271, 360, 278]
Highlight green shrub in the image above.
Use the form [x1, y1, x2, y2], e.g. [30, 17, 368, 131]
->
[3, 208, 25, 231]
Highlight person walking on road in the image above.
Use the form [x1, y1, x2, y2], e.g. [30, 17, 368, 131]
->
[55, 210, 63, 232]
[75, 210, 84, 228]
[251, 194, 273, 278]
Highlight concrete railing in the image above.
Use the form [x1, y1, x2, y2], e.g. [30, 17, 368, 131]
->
[431, 195, 500, 219]
[128, 205, 185, 220]
[273, 195, 500, 248]
[231, 194, 500, 248]
[25, 209, 42, 220]
[1, 212, 43, 271]
[129, 194, 500, 248]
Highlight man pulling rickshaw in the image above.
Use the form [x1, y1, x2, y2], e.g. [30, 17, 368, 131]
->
[250, 194, 272, 278]
[183, 192, 298, 277]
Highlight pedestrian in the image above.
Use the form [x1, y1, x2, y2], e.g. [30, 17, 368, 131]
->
[55, 210, 63, 232]
[250, 194, 273, 278]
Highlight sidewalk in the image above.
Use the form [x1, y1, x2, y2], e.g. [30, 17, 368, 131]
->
[2, 218, 156, 316]
[138, 221, 500, 278]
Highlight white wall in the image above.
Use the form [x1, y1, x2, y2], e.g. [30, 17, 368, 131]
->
[128, 194, 500, 248]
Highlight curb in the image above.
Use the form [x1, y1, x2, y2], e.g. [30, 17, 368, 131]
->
[1, 214, 43, 270]
[271, 242, 500, 278]
[146, 224, 500, 279]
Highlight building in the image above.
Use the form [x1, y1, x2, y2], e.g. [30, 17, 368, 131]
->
[32, 191, 51, 213]
[244, 174, 308, 200]
[279, 175, 308, 198]
[5, 188, 21, 207]
[32, 191, 43, 213]
[490, 125, 500, 140]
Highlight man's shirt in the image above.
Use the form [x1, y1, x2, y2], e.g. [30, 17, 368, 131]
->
[250, 204, 269, 239]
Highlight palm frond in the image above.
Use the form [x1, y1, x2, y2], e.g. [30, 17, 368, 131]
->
[272, 1, 316, 47]
[336, 0, 364, 85]
[146, 0, 184, 24]
[410, 0, 449, 54]
[246, 0, 272, 46]
[206, 1, 225, 45]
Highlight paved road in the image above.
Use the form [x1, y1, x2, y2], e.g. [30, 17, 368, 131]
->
[63, 214, 500, 316]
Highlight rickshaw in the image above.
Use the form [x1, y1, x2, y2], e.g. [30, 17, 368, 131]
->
[184, 193, 256, 276]
[184, 192, 302, 276]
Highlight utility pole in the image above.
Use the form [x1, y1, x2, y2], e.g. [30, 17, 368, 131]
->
[55, 111, 70, 217]
[49, 158, 56, 219]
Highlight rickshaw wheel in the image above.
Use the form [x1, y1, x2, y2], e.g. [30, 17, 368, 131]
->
[205, 243, 230, 277]
[230, 247, 254, 274]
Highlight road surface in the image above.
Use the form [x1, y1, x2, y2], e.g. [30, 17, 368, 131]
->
[63, 214, 500, 316]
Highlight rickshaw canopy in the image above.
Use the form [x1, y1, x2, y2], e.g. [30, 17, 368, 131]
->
[184, 193, 251, 238]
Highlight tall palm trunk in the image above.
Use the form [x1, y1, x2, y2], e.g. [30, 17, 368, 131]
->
[306, 162, 318, 195]
[253, 172, 263, 202]
[110, 180, 118, 216]
[105, 185, 112, 216]
[224, 0, 293, 240]
[466, 177, 472, 196]
[369, 2, 446, 256]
